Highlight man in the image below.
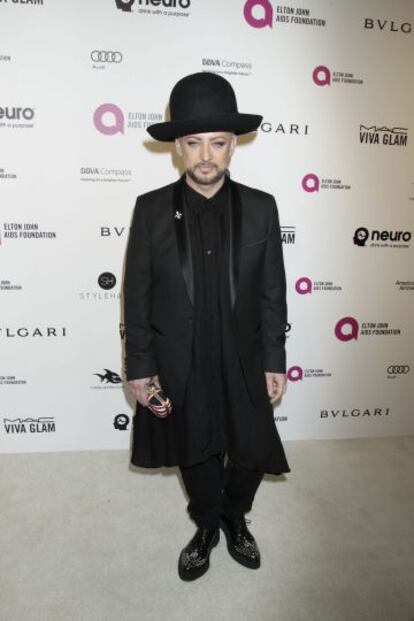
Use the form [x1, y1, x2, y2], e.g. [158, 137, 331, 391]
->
[123, 72, 290, 581]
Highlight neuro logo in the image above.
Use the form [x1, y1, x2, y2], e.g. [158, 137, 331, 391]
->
[313, 65, 331, 86]
[113, 413, 130, 430]
[353, 227, 369, 246]
[0, 106, 35, 121]
[94, 369, 122, 384]
[98, 272, 117, 290]
[115, 0, 135, 11]
[302, 173, 319, 192]
[114, 0, 191, 11]
[335, 316, 359, 341]
[243, 0, 273, 28]
[93, 103, 124, 135]
[287, 366, 303, 381]
[295, 277, 312, 295]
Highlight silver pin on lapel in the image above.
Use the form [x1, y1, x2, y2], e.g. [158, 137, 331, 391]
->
[174, 210, 183, 220]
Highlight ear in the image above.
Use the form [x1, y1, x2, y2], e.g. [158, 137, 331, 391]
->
[175, 138, 182, 157]
[230, 134, 237, 155]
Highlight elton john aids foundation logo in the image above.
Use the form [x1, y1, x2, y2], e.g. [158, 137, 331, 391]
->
[335, 317, 359, 341]
[93, 103, 124, 135]
[313, 65, 330, 86]
[302, 174, 319, 192]
[244, 0, 273, 28]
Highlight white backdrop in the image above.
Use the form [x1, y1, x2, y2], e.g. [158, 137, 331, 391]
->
[1, 0, 413, 454]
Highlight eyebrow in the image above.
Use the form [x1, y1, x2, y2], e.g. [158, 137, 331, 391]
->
[185, 135, 227, 140]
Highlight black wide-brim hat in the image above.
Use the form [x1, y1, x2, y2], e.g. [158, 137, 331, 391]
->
[146, 72, 263, 142]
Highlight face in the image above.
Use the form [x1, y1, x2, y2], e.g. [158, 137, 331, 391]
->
[175, 131, 236, 186]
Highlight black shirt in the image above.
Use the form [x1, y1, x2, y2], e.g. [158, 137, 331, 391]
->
[182, 174, 231, 457]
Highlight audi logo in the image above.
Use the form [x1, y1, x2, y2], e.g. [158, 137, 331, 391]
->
[91, 50, 123, 63]
[387, 365, 410, 375]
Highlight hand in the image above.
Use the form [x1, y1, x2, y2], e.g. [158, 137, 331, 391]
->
[264, 371, 287, 405]
[127, 374, 161, 407]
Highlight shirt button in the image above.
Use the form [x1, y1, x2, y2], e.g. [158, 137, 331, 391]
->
[206, 249, 212, 255]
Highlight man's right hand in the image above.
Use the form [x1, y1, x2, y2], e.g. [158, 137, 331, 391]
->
[127, 374, 161, 407]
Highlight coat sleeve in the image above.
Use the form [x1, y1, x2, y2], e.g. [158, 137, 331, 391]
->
[260, 196, 288, 373]
[123, 196, 158, 381]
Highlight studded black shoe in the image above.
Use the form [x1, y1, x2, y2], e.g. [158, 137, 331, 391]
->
[178, 526, 220, 581]
[219, 514, 260, 569]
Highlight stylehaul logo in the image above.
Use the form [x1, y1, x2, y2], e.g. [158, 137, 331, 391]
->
[243, 0, 326, 29]
[335, 317, 401, 341]
[78, 272, 120, 301]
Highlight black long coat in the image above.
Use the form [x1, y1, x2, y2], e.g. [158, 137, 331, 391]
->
[123, 173, 290, 475]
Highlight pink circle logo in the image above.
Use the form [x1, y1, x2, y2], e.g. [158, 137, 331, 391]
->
[295, 277, 312, 295]
[243, 0, 273, 28]
[93, 103, 124, 135]
[313, 65, 331, 86]
[287, 366, 303, 381]
[335, 316, 359, 341]
[302, 173, 320, 193]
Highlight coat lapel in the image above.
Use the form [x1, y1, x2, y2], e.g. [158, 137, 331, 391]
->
[173, 175, 194, 307]
[172, 173, 242, 312]
[228, 178, 242, 312]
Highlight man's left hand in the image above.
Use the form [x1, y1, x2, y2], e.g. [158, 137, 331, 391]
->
[264, 371, 287, 405]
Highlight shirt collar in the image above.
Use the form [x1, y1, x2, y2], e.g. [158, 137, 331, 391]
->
[184, 172, 229, 211]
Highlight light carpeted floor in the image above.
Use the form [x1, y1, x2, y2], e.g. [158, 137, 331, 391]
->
[1, 436, 413, 621]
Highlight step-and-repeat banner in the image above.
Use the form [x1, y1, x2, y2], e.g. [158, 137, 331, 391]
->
[1, 0, 413, 454]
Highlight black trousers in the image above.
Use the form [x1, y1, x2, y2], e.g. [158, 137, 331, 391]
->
[179, 452, 264, 529]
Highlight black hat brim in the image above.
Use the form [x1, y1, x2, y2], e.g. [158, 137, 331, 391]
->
[146, 112, 263, 142]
